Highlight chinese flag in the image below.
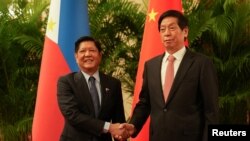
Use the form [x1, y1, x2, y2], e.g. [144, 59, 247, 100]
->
[131, 0, 183, 141]
[32, 0, 90, 141]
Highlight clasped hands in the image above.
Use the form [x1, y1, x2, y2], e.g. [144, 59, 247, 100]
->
[109, 123, 135, 141]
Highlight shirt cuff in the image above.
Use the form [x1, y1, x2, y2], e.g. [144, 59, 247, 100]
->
[103, 122, 110, 133]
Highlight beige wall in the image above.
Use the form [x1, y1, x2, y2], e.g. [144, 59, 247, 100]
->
[129, 0, 144, 4]
[122, 0, 148, 121]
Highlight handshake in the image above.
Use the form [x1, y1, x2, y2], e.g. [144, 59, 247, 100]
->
[109, 123, 136, 141]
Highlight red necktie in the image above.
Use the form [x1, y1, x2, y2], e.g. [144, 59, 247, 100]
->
[163, 55, 175, 102]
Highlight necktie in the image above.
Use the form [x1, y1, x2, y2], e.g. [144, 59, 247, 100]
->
[163, 55, 175, 102]
[89, 76, 100, 117]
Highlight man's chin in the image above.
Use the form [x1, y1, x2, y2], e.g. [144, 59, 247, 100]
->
[164, 44, 173, 49]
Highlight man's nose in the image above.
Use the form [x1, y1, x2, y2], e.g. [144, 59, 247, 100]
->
[84, 50, 91, 56]
[164, 28, 171, 35]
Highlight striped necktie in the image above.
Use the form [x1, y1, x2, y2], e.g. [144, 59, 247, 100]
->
[89, 76, 100, 117]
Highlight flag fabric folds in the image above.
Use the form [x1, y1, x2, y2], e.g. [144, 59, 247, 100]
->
[131, 0, 183, 141]
[32, 0, 90, 141]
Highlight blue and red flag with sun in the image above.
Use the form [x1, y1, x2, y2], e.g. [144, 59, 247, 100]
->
[32, 0, 90, 140]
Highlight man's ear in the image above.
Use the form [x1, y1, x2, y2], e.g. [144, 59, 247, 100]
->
[100, 51, 103, 57]
[183, 27, 189, 39]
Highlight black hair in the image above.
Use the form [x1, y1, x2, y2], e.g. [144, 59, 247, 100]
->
[158, 10, 188, 31]
[74, 36, 102, 53]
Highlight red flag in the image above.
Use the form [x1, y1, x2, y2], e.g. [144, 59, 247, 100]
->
[32, 0, 90, 140]
[131, 0, 183, 141]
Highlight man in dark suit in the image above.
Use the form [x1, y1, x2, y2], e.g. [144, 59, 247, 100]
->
[57, 36, 126, 141]
[119, 10, 219, 141]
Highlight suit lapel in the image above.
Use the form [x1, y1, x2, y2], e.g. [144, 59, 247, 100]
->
[99, 73, 110, 115]
[165, 49, 195, 105]
[74, 72, 95, 114]
[153, 54, 167, 106]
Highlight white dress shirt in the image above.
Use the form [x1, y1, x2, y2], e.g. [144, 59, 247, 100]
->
[161, 47, 186, 88]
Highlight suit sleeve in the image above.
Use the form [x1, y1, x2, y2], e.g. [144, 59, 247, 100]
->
[200, 58, 219, 141]
[112, 80, 126, 123]
[129, 62, 151, 137]
[57, 76, 105, 136]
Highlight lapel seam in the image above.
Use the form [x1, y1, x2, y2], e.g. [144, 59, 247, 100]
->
[165, 50, 194, 105]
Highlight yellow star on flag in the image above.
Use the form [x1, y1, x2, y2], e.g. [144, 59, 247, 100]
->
[47, 18, 56, 31]
[148, 8, 158, 22]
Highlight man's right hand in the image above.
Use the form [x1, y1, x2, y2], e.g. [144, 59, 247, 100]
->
[119, 123, 135, 136]
[109, 123, 130, 141]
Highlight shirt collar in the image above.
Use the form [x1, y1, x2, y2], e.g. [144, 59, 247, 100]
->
[81, 71, 100, 83]
[164, 46, 186, 62]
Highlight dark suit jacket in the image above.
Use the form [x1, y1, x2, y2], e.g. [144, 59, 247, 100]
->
[130, 49, 219, 141]
[57, 71, 126, 141]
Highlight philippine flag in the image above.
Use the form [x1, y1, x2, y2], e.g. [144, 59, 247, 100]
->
[32, 0, 90, 141]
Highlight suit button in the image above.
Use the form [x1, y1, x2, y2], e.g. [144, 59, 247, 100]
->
[163, 108, 167, 112]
